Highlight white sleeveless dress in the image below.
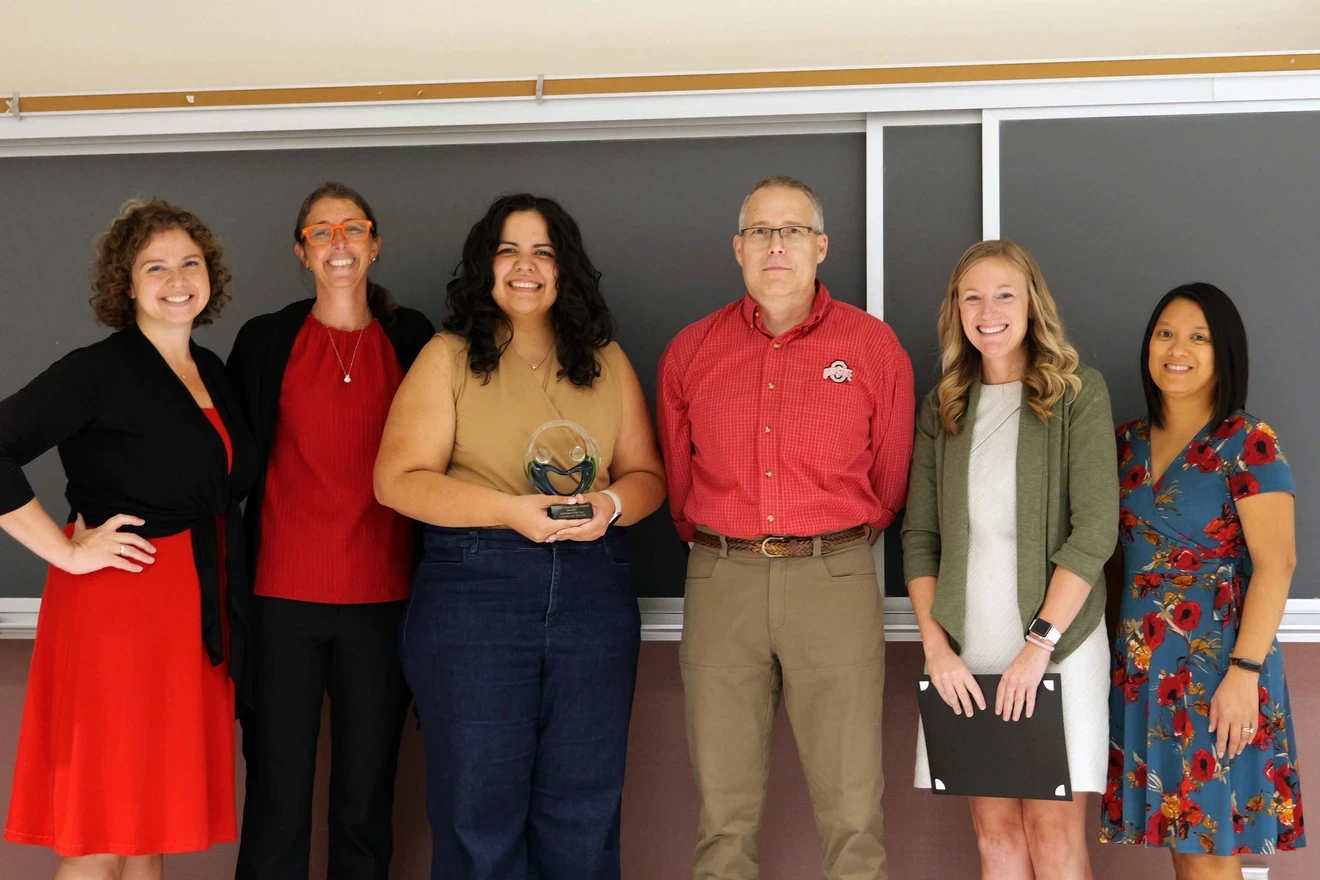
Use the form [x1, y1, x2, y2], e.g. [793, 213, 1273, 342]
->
[913, 381, 1108, 793]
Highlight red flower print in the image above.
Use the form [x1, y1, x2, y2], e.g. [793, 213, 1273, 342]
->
[1108, 747, 1123, 775]
[1134, 763, 1148, 789]
[1213, 415, 1245, 439]
[1121, 465, 1148, 490]
[1242, 427, 1278, 465]
[1180, 795, 1204, 828]
[1124, 672, 1147, 703]
[1214, 580, 1232, 612]
[1204, 507, 1243, 557]
[1157, 672, 1187, 706]
[1275, 763, 1295, 802]
[1118, 439, 1133, 467]
[1172, 601, 1202, 631]
[1169, 548, 1202, 572]
[1103, 784, 1123, 823]
[1205, 517, 1240, 544]
[1279, 828, 1300, 851]
[1191, 749, 1217, 781]
[1186, 441, 1222, 473]
[1264, 759, 1276, 782]
[1232, 807, 1245, 834]
[1252, 711, 1275, 749]
[1119, 506, 1138, 541]
[1134, 572, 1163, 595]
[1232, 844, 1253, 854]
[1172, 708, 1194, 739]
[1230, 472, 1260, 500]
[1146, 810, 1170, 846]
[1142, 612, 1168, 649]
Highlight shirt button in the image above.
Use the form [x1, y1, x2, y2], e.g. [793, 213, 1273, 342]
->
[767, 515, 775, 523]
[773, 343, 781, 349]
[767, 382, 775, 389]
[765, 471, 773, 478]
[764, 426, 771, 433]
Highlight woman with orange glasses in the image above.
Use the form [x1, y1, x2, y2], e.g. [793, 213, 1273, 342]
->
[226, 182, 434, 879]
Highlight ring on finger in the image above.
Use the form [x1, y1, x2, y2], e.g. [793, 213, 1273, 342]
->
[118, 543, 126, 556]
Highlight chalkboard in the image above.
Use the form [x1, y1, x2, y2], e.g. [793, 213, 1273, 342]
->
[882, 124, 983, 595]
[1000, 111, 1320, 598]
[0, 133, 866, 598]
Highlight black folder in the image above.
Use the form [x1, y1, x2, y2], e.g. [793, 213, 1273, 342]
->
[916, 673, 1072, 801]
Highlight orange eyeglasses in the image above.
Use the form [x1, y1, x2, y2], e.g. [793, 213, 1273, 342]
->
[300, 219, 373, 247]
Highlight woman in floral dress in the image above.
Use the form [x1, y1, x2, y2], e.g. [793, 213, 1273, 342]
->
[1103, 283, 1305, 877]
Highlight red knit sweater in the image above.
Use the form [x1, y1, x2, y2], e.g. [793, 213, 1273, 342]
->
[254, 315, 413, 604]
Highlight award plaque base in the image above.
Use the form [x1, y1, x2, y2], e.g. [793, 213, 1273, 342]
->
[548, 503, 594, 520]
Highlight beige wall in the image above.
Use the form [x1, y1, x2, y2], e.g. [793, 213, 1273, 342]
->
[4, 1, 1319, 95]
[2, 641, 1317, 878]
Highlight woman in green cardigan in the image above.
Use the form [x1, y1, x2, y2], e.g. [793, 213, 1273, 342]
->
[903, 240, 1118, 880]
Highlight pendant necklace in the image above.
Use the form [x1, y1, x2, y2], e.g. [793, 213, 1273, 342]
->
[325, 317, 370, 384]
[529, 343, 553, 371]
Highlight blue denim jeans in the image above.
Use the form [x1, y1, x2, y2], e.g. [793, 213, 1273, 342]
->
[402, 525, 641, 880]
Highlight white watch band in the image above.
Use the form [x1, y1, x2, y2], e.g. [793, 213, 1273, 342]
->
[601, 489, 622, 525]
[1029, 617, 1062, 645]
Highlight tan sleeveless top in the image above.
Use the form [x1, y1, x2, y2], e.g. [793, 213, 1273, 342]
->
[440, 332, 626, 496]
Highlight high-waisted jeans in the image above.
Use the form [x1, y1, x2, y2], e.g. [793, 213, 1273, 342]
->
[402, 525, 641, 880]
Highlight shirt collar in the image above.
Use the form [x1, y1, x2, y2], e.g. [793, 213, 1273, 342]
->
[742, 280, 832, 338]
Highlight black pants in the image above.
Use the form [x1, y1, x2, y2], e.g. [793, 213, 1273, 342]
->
[235, 596, 412, 880]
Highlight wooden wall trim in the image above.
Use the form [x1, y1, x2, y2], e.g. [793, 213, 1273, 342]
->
[6, 53, 1319, 115]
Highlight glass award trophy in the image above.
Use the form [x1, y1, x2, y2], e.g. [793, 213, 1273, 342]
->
[525, 420, 599, 520]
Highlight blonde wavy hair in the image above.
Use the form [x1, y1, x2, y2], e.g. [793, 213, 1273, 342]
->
[935, 240, 1081, 434]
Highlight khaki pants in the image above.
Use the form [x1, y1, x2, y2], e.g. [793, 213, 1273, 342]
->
[680, 533, 886, 880]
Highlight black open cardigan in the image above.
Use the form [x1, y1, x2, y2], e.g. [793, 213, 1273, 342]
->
[224, 298, 435, 579]
[0, 325, 259, 713]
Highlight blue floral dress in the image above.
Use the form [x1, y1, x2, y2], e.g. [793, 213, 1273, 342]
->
[1102, 413, 1305, 854]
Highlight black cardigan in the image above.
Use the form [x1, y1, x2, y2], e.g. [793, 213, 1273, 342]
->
[0, 325, 259, 712]
[224, 298, 435, 577]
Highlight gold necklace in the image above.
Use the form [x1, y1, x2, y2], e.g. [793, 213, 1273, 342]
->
[325, 318, 370, 384]
[528, 343, 553, 371]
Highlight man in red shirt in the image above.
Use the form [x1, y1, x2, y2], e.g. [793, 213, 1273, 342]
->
[657, 176, 915, 880]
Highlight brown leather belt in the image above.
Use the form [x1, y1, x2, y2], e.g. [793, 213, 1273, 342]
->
[693, 525, 869, 558]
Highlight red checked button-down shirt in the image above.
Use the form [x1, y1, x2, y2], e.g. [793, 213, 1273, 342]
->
[657, 282, 915, 541]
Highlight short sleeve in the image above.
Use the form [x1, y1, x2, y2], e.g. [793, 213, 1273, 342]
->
[1224, 416, 1294, 501]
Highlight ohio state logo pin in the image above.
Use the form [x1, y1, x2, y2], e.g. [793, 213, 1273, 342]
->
[823, 359, 853, 383]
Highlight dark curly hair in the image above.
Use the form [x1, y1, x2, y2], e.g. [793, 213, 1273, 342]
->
[293, 181, 399, 322]
[444, 194, 614, 388]
[90, 198, 231, 329]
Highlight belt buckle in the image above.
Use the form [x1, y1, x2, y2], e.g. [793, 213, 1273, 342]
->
[760, 536, 789, 557]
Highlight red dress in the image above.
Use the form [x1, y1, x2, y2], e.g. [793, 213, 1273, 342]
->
[5, 409, 237, 856]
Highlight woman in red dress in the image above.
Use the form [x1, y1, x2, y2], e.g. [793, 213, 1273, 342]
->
[0, 200, 257, 879]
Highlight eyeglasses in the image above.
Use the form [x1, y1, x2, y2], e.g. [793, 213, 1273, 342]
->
[301, 219, 373, 247]
[738, 225, 819, 248]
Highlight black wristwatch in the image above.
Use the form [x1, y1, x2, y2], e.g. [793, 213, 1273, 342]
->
[1230, 656, 1264, 673]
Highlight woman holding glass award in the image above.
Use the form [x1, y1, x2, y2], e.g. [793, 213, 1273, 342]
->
[902, 240, 1117, 879]
[374, 193, 666, 880]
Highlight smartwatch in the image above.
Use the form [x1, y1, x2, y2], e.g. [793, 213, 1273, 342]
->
[601, 489, 623, 526]
[1027, 617, 1062, 646]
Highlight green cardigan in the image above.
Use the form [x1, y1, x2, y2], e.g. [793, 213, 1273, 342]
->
[901, 365, 1118, 661]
